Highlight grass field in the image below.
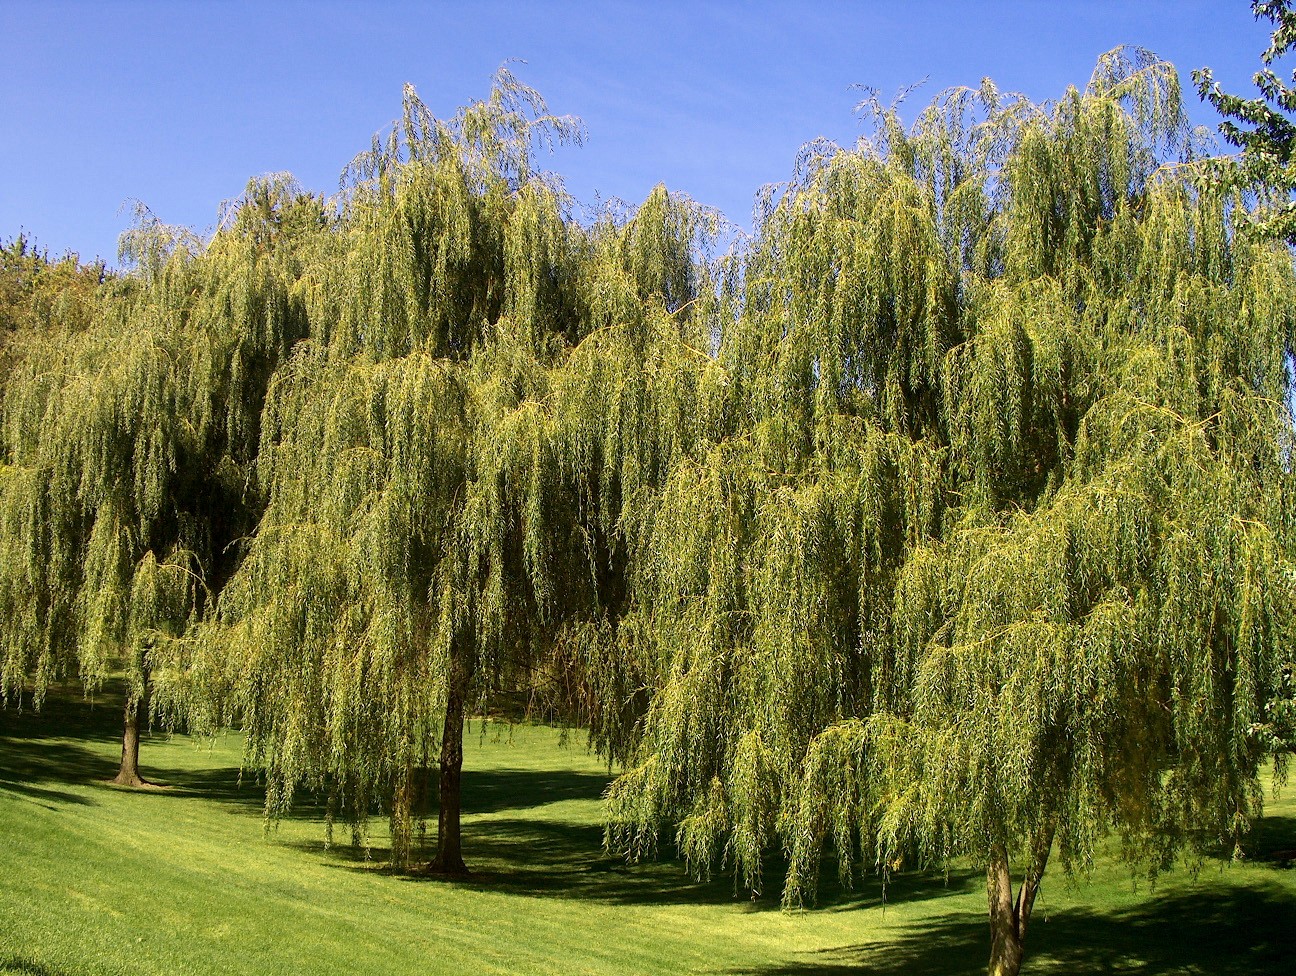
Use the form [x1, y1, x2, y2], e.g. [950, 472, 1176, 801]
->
[2, 684, 1294, 976]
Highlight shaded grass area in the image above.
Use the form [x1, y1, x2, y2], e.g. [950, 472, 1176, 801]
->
[1, 684, 1294, 975]
[741, 883, 1296, 975]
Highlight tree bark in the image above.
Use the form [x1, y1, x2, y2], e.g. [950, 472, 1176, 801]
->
[987, 846, 1026, 976]
[985, 825, 1054, 976]
[430, 644, 474, 876]
[112, 680, 150, 788]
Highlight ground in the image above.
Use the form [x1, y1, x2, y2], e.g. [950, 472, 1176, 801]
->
[1, 685, 1293, 975]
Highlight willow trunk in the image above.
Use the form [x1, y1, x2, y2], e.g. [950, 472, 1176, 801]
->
[112, 677, 149, 788]
[986, 827, 1053, 976]
[431, 646, 474, 875]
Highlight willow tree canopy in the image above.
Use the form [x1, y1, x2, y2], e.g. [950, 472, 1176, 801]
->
[604, 47, 1296, 976]
[194, 72, 718, 871]
[4, 47, 1290, 976]
[0, 175, 323, 784]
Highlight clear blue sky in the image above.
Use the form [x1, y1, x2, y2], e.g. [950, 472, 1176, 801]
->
[0, 1, 1277, 267]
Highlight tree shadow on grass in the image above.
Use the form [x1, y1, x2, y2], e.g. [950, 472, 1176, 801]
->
[0, 954, 75, 976]
[454, 820, 983, 911]
[11, 686, 1295, 942]
[736, 884, 1296, 976]
[146, 763, 281, 813]
[227, 728, 1296, 947]
[0, 683, 249, 810]
[461, 765, 613, 814]
[0, 687, 629, 833]
[299, 817, 795, 909]
[301, 808, 982, 912]
[0, 684, 124, 747]
[0, 686, 120, 807]
[1239, 814, 1296, 867]
[142, 762, 619, 832]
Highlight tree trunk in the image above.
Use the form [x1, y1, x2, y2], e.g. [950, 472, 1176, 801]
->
[112, 681, 149, 788]
[987, 846, 1026, 976]
[985, 826, 1054, 976]
[430, 645, 473, 876]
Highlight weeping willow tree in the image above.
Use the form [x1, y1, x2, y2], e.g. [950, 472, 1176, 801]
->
[604, 49, 1296, 976]
[0, 176, 322, 785]
[6, 48, 1289, 976]
[194, 72, 717, 872]
[0, 234, 104, 390]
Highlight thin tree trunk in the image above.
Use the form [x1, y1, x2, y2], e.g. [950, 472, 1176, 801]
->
[430, 644, 473, 876]
[985, 825, 1054, 976]
[987, 846, 1025, 976]
[112, 679, 149, 788]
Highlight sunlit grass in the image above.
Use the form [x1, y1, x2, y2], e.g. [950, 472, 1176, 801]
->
[2, 685, 1293, 975]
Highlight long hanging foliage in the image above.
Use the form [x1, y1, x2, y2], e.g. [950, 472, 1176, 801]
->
[194, 71, 720, 871]
[0, 235, 104, 391]
[4, 43, 1292, 976]
[0, 173, 323, 783]
[603, 47, 1296, 976]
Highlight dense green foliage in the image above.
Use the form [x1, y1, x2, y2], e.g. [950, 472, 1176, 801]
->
[1195, 0, 1296, 242]
[0, 181, 319, 783]
[2, 42, 1294, 976]
[0, 235, 103, 388]
[169, 73, 717, 870]
[602, 47, 1296, 976]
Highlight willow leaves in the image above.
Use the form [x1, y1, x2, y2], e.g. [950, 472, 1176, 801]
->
[603, 47, 1296, 976]
[0, 174, 322, 782]
[2, 49, 1291, 976]
[201, 72, 717, 870]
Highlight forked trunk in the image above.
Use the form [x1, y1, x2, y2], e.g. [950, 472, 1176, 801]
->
[985, 826, 1054, 976]
[987, 857, 1026, 976]
[430, 644, 473, 876]
[112, 682, 149, 788]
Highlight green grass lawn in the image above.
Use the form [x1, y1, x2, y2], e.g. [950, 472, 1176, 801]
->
[2, 685, 1294, 976]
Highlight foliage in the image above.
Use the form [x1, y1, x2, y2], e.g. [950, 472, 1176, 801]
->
[193, 71, 718, 869]
[3, 46, 1293, 976]
[1194, 0, 1296, 242]
[0, 176, 323, 784]
[0, 234, 104, 389]
[603, 46, 1296, 975]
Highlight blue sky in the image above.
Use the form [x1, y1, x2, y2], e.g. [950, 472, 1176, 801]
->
[0, 1, 1278, 267]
